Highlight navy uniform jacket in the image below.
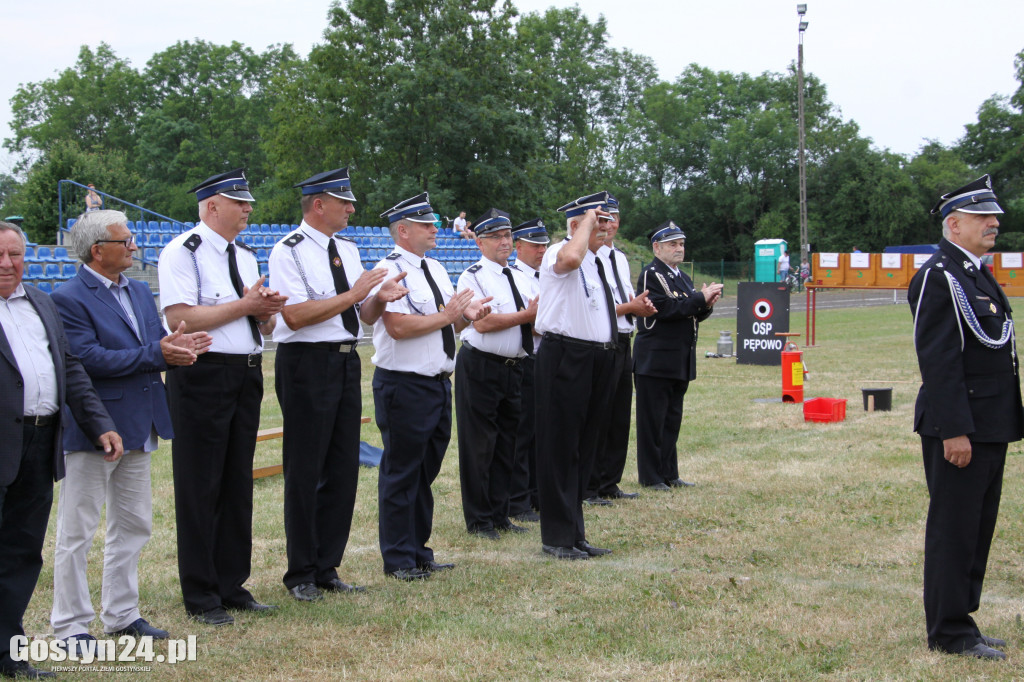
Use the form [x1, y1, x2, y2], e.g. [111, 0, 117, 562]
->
[909, 238, 1024, 443]
[52, 268, 173, 452]
[0, 284, 116, 485]
[632, 258, 714, 381]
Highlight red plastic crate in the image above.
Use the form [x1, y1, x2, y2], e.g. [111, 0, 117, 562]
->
[803, 397, 847, 423]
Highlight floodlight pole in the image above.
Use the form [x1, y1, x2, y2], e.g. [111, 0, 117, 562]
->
[796, 4, 809, 268]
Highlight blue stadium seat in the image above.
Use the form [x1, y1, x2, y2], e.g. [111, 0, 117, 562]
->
[36, 281, 53, 294]
[259, 262, 269, 277]
[54, 247, 74, 263]
[148, 221, 160, 233]
[52, 280, 66, 291]
[61, 264, 77, 279]
[256, 249, 268, 262]
[44, 263, 61, 279]
[35, 247, 54, 262]
[26, 263, 44, 280]
[160, 234, 174, 246]
[143, 248, 158, 264]
[66, 219, 76, 230]
[160, 221, 172, 232]
[24, 247, 36, 261]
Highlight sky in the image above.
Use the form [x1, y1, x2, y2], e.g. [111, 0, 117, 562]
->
[1, 0, 1021, 175]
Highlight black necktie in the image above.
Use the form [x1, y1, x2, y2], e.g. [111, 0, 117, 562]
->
[502, 267, 533, 354]
[226, 243, 262, 347]
[593, 257, 618, 341]
[608, 250, 634, 325]
[534, 271, 539, 280]
[328, 239, 360, 337]
[421, 259, 456, 359]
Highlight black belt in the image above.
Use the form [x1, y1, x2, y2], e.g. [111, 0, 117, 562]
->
[542, 332, 617, 351]
[24, 413, 58, 427]
[379, 367, 452, 382]
[463, 341, 522, 366]
[617, 331, 634, 344]
[197, 352, 263, 367]
[286, 341, 358, 353]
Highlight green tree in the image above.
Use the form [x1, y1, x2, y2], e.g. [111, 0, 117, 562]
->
[4, 44, 145, 168]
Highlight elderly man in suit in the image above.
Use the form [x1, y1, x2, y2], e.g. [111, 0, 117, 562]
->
[50, 211, 211, 653]
[0, 220, 121, 679]
[632, 221, 722, 490]
[910, 175, 1024, 660]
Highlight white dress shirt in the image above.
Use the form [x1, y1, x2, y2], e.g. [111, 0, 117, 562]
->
[369, 245, 456, 376]
[269, 222, 366, 344]
[0, 284, 59, 415]
[598, 244, 636, 334]
[158, 222, 262, 355]
[457, 258, 532, 359]
[534, 239, 615, 343]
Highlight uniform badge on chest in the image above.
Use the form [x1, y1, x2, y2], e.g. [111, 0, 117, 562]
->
[332, 256, 342, 267]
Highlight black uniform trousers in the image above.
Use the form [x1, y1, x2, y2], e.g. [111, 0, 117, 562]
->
[166, 359, 262, 614]
[276, 344, 361, 589]
[634, 374, 688, 486]
[508, 355, 538, 515]
[373, 367, 451, 573]
[535, 335, 616, 548]
[455, 343, 524, 532]
[587, 333, 632, 497]
[0, 423, 55, 670]
[921, 435, 1006, 653]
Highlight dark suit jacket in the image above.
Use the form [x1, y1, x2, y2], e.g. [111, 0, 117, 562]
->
[632, 258, 714, 381]
[52, 267, 173, 452]
[909, 238, 1024, 443]
[0, 284, 116, 485]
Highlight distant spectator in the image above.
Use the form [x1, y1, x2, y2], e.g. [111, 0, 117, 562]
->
[799, 258, 810, 291]
[453, 211, 470, 239]
[85, 185, 103, 213]
[852, 246, 862, 253]
[777, 248, 790, 283]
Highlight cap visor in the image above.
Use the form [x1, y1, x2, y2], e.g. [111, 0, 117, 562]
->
[957, 201, 1004, 215]
[222, 190, 256, 202]
[326, 190, 357, 202]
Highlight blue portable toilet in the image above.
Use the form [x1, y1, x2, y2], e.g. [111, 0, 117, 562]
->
[754, 239, 788, 283]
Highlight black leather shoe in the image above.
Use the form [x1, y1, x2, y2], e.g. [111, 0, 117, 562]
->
[387, 567, 431, 581]
[644, 482, 671, 491]
[982, 635, 1007, 649]
[191, 607, 234, 626]
[318, 578, 366, 593]
[418, 560, 455, 572]
[960, 643, 1006, 660]
[229, 599, 278, 612]
[576, 540, 612, 557]
[542, 544, 589, 560]
[601, 489, 639, 500]
[498, 522, 529, 534]
[667, 478, 695, 487]
[0, 660, 56, 678]
[288, 583, 323, 602]
[108, 617, 169, 639]
[512, 510, 540, 523]
[470, 528, 500, 540]
[583, 496, 613, 506]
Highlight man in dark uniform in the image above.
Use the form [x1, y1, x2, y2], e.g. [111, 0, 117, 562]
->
[158, 169, 288, 625]
[632, 221, 722, 490]
[361, 193, 490, 580]
[909, 174, 1023, 660]
[269, 168, 393, 602]
[455, 209, 536, 539]
[507, 219, 548, 523]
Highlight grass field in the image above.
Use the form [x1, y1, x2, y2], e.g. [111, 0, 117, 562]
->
[20, 302, 1024, 680]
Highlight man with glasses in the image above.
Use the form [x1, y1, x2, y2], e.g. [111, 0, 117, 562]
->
[454, 209, 537, 539]
[50, 210, 211, 652]
[361, 193, 491, 580]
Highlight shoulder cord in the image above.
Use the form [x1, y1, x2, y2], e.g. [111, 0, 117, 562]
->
[641, 268, 656, 331]
[289, 248, 317, 300]
[914, 268, 1015, 354]
[393, 260, 426, 316]
[578, 267, 590, 298]
[189, 252, 202, 302]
